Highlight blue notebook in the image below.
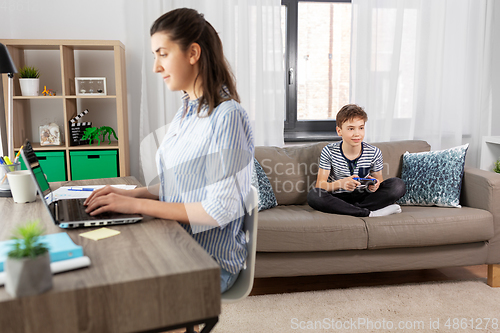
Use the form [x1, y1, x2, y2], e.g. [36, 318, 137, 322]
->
[0, 232, 83, 272]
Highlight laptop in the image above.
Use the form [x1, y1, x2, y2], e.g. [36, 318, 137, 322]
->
[21, 140, 143, 229]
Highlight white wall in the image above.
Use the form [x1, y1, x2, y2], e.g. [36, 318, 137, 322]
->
[0, 0, 145, 179]
[1, 0, 500, 178]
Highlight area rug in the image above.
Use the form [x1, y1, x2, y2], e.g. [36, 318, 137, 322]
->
[213, 280, 500, 332]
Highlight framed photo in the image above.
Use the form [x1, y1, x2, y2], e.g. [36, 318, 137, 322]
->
[39, 123, 61, 146]
[75, 77, 107, 96]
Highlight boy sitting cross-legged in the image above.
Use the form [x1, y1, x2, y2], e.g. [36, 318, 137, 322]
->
[307, 104, 406, 217]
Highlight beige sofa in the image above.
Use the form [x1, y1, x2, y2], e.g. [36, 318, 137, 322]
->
[254, 140, 500, 286]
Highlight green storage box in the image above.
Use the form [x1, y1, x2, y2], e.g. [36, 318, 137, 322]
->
[20, 151, 67, 182]
[70, 150, 118, 180]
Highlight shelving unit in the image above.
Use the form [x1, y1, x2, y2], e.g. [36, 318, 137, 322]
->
[1, 39, 130, 180]
[480, 136, 500, 172]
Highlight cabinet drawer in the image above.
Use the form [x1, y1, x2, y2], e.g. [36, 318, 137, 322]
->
[20, 151, 67, 182]
[70, 150, 118, 180]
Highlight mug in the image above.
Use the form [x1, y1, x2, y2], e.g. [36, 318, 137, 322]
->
[6, 170, 37, 203]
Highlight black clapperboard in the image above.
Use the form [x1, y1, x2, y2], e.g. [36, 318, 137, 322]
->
[69, 109, 92, 146]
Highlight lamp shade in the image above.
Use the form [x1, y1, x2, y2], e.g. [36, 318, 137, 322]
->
[0, 43, 17, 74]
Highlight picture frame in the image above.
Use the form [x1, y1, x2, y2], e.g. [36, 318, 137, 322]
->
[75, 77, 107, 96]
[39, 123, 61, 146]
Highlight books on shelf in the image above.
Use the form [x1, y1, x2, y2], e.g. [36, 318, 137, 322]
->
[0, 232, 84, 272]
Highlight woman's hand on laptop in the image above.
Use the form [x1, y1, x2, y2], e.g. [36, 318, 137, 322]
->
[84, 185, 132, 206]
[84, 185, 140, 215]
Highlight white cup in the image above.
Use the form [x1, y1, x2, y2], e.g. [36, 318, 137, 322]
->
[6, 170, 37, 203]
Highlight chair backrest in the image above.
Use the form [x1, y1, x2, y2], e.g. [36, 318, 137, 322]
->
[221, 186, 259, 303]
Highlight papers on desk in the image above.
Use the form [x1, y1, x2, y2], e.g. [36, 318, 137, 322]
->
[52, 184, 137, 200]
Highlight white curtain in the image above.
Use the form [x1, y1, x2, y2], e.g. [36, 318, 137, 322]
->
[136, 0, 285, 184]
[351, 0, 493, 167]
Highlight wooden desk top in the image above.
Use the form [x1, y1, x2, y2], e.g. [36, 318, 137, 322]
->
[0, 177, 220, 333]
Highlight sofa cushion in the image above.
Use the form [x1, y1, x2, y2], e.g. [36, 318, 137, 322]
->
[363, 206, 494, 249]
[255, 142, 328, 205]
[370, 140, 431, 179]
[257, 205, 368, 252]
[397, 144, 469, 207]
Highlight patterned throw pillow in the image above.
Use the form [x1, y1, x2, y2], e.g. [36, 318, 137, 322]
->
[397, 144, 469, 208]
[251, 158, 278, 211]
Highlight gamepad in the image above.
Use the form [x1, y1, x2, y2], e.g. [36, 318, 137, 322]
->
[353, 177, 377, 186]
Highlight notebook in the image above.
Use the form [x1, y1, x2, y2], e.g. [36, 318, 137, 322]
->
[21, 140, 143, 229]
[0, 232, 83, 272]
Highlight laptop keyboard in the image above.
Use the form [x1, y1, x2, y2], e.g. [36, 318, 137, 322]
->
[60, 199, 113, 221]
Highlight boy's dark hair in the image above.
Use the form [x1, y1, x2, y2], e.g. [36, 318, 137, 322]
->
[151, 8, 239, 116]
[336, 104, 368, 128]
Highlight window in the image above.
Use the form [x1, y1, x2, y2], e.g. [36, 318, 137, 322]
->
[282, 0, 352, 140]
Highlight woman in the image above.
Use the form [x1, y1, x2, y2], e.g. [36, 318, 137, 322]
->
[85, 7, 254, 293]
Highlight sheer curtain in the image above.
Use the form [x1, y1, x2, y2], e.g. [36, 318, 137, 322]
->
[136, 0, 285, 185]
[350, 0, 493, 167]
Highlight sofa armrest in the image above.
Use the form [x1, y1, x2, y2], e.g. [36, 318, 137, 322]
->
[461, 167, 500, 265]
[462, 167, 500, 217]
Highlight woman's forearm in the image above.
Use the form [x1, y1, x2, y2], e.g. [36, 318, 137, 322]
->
[137, 199, 219, 227]
[133, 184, 160, 200]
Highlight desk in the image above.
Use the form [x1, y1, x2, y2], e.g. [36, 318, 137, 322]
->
[0, 177, 221, 333]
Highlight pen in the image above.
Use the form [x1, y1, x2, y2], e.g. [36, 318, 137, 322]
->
[0, 156, 7, 183]
[0, 157, 5, 184]
[68, 187, 95, 192]
[14, 146, 23, 163]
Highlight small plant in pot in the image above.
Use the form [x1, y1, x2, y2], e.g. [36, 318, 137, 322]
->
[18, 65, 41, 96]
[494, 159, 500, 174]
[5, 220, 53, 297]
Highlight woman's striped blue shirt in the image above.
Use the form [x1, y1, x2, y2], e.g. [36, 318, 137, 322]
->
[155, 91, 255, 274]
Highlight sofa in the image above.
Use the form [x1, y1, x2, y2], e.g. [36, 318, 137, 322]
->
[254, 140, 500, 287]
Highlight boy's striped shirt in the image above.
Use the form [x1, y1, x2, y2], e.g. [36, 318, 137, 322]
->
[319, 141, 383, 193]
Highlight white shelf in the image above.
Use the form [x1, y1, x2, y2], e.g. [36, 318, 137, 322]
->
[1, 39, 130, 180]
[480, 136, 500, 172]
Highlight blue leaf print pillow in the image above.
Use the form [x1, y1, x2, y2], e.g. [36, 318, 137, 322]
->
[397, 144, 469, 207]
[251, 158, 278, 211]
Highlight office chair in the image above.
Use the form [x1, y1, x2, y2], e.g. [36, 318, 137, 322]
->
[221, 185, 259, 303]
[185, 187, 258, 332]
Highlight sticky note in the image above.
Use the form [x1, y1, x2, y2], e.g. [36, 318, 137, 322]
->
[79, 227, 120, 241]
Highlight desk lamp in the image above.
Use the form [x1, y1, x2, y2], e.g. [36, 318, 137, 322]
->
[0, 43, 18, 197]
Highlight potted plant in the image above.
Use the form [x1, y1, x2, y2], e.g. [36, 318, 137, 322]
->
[494, 159, 500, 174]
[4, 220, 53, 297]
[18, 65, 40, 96]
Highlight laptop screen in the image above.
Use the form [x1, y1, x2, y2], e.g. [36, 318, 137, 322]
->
[19, 140, 143, 229]
[21, 140, 54, 206]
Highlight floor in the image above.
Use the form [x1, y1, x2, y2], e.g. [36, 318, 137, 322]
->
[166, 265, 488, 332]
[249, 265, 488, 296]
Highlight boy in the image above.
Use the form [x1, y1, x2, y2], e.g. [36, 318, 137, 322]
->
[307, 104, 406, 217]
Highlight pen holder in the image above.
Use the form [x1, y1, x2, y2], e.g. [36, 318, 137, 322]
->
[0, 162, 21, 192]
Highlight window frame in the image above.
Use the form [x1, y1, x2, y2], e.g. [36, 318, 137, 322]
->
[282, 0, 351, 141]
